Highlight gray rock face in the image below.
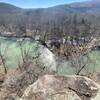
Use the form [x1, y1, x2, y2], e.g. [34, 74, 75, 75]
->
[20, 75, 99, 100]
[38, 46, 57, 71]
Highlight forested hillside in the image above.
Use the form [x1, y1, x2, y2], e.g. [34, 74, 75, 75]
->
[0, 0, 100, 38]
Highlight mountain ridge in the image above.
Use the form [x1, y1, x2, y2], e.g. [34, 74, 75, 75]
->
[0, 0, 100, 13]
[0, 2, 22, 13]
[0, 0, 100, 37]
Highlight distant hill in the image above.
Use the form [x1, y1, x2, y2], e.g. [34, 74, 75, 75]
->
[0, 3, 22, 13]
[0, 0, 100, 13]
[0, 0, 100, 37]
[69, 0, 100, 13]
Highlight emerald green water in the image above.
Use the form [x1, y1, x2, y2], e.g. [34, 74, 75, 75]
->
[58, 50, 100, 75]
[0, 36, 100, 75]
[0, 37, 40, 68]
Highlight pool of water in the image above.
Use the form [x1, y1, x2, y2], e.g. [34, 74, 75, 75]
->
[0, 36, 100, 75]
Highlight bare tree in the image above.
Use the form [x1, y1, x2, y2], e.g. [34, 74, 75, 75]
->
[17, 40, 33, 71]
[67, 36, 98, 75]
[0, 42, 9, 74]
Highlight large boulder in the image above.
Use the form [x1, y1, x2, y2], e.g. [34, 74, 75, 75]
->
[38, 46, 57, 71]
[20, 75, 99, 100]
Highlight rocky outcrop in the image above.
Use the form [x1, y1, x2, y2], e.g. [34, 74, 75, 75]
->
[38, 46, 57, 71]
[20, 75, 99, 100]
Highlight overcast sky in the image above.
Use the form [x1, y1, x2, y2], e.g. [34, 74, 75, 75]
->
[0, 0, 90, 8]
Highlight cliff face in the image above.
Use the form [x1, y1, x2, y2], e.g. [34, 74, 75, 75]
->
[20, 75, 100, 100]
